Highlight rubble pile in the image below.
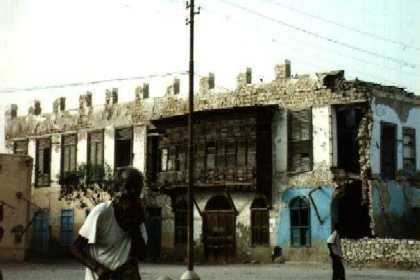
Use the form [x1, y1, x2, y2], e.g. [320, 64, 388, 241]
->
[342, 238, 420, 269]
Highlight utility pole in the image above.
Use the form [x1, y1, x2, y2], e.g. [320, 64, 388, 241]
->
[180, 1, 200, 280]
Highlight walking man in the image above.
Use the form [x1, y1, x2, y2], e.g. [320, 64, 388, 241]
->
[71, 167, 148, 280]
[327, 223, 345, 280]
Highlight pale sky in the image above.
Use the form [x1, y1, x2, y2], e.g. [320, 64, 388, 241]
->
[1, 0, 419, 150]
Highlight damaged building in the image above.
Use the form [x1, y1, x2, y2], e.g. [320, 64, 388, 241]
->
[4, 60, 420, 262]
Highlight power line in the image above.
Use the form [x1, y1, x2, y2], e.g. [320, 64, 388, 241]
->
[198, 1, 419, 83]
[0, 71, 188, 93]
[264, 0, 420, 52]
[216, 0, 417, 69]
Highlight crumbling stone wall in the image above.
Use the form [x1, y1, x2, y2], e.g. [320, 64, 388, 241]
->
[342, 238, 420, 270]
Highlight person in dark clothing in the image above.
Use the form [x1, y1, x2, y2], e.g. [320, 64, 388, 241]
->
[327, 223, 345, 280]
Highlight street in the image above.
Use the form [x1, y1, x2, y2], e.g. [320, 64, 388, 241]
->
[1, 262, 418, 280]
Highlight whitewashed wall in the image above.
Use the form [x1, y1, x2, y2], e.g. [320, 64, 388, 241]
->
[312, 106, 333, 168]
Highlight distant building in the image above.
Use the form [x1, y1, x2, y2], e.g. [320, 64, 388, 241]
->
[4, 61, 420, 262]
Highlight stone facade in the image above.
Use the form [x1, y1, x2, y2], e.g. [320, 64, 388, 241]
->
[342, 238, 420, 269]
[3, 61, 420, 264]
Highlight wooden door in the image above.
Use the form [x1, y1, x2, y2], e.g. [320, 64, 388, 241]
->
[146, 207, 161, 262]
[203, 210, 236, 263]
[31, 209, 50, 256]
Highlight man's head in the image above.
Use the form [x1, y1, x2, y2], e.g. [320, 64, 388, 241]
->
[113, 167, 144, 205]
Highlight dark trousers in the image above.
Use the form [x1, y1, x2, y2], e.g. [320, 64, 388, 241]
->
[331, 255, 345, 280]
[109, 259, 141, 280]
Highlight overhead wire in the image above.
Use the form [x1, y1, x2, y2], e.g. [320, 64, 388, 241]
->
[195, 1, 417, 90]
[263, 0, 420, 52]
[0, 71, 188, 93]
[215, 0, 417, 69]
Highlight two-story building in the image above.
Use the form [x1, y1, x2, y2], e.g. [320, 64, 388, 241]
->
[4, 61, 420, 262]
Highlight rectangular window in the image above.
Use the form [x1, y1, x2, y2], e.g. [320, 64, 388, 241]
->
[60, 209, 74, 247]
[160, 148, 168, 172]
[14, 140, 28, 155]
[115, 127, 133, 169]
[87, 131, 104, 167]
[336, 106, 363, 173]
[288, 109, 312, 173]
[87, 131, 104, 181]
[251, 209, 269, 246]
[168, 146, 177, 171]
[381, 122, 397, 179]
[225, 139, 236, 168]
[206, 142, 216, 170]
[61, 134, 77, 174]
[175, 204, 187, 244]
[35, 138, 51, 187]
[146, 135, 160, 187]
[403, 127, 416, 176]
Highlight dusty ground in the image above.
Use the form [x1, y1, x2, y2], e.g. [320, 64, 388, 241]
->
[0, 261, 419, 280]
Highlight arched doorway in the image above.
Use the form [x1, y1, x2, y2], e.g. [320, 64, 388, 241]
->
[203, 195, 236, 263]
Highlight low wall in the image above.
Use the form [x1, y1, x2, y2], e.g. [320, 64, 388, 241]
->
[342, 238, 420, 269]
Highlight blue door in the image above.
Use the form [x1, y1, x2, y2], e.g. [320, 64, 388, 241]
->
[32, 209, 50, 255]
[60, 209, 74, 247]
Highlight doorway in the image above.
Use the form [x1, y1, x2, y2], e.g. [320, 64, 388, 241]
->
[31, 209, 50, 256]
[335, 181, 371, 238]
[146, 207, 161, 262]
[203, 196, 236, 263]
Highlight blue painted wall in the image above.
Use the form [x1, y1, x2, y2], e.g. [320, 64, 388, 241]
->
[371, 181, 408, 218]
[276, 186, 333, 247]
[370, 180, 420, 237]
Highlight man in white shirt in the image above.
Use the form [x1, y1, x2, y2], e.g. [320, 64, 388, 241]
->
[71, 167, 148, 280]
[327, 223, 345, 280]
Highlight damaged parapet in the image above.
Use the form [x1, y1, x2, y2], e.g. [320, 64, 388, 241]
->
[165, 78, 181, 96]
[237, 67, 252, 87]
[79, 92, 92, 116]
[199, 73, 215, 95]
[5, 104, 18, 120]
[28, 100, 41, 116]
[135, 83, 149, 102]
[106, 88, 118, 105]
[53, 97, 66, 114]
[274, 59, 291, 80]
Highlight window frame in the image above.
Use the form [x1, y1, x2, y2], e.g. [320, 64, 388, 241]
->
[380, 122, 397, 179]
[287, 109, 313, 174]
[251, 207, 269, 246]
[402, 127, 416, 176]
[35, 137, 52, 187]
[13, 139, 28, 155]
[87, 130, 105, 182]
[289, 197, 311, 247]
[61, 133, 78, 176]
[114, 127, 134, 170]
[174, 200, 188, 245]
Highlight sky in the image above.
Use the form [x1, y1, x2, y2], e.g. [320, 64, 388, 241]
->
[0, 0, 419, 150]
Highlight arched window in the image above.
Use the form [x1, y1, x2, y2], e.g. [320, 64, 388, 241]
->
[175, 200, 187, 244]
[251, 197, 269, 246]
[290, 197, 310, 247]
